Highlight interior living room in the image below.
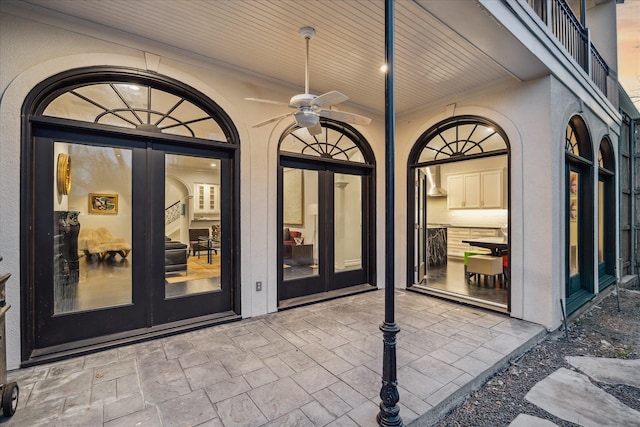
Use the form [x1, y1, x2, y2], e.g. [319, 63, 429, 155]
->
[53, 143, 221, 315]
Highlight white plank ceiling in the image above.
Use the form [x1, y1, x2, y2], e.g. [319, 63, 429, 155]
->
[18, 0, 527, 114]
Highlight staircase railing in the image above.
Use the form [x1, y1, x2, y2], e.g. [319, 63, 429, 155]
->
[165, 200, 181, 225]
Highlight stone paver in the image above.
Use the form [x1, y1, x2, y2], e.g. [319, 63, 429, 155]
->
[565, 356, 640, 387]
[525, 367, 640, 427]
[509, 413, 558, 426]
[6, 290, 545, 426]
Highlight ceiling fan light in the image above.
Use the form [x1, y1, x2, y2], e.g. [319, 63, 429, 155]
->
[294, 110, 319, 128]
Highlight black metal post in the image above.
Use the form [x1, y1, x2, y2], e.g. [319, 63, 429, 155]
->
[377, 0, 402, 425]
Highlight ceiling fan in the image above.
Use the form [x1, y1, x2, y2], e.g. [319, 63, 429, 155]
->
[246, 26, 372, 135]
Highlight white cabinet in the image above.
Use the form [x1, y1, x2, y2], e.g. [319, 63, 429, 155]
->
[194, 183, 220, 214]
[447, 227, 500, 258]
[447, 170, 503, 209]
[480, 170, 503, 208]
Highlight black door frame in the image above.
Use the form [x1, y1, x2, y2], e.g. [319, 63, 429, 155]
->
[565, 155, 595, 313]
[24, 120, 240, 364]
[405, 116, 511, 312]
[150, 144, 235, 323]
[21, 67, 241, 365]
[31, 127, 150, 350]
[277, 154, 375, 303]
[597, 138, 616, 290]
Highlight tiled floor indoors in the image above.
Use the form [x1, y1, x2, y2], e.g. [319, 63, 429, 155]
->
[3, 290, 546, 426]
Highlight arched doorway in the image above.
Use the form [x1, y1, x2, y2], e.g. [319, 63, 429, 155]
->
[565, 115, 594, 314]
[597, 137, 616, 291]
[407, 116, 510, 312]
[22, 67, 240, 364]
[277, 119, 376, 306]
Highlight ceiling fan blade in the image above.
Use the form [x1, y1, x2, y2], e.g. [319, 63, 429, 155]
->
[319, 109, 372, 126]
[307, 122, 323, 136]
[252, 112, 293, 127]
[311, 91, 348, 108]
[245, 97, 290, 107]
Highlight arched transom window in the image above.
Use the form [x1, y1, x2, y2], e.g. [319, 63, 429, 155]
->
[565, 116, 592, 160]
[566, 122, 580, 155]
[598, 137, 614, 172]
[416, 117, 508, 163]
[279, 120, 369, 164]
[40, 82, 229, 142]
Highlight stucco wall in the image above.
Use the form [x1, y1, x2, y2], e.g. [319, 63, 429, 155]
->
[0, 7, 621, 369]
[586, 0, 618, 73]
[0, 11, 386, 369]
[395, 77, 558, 327]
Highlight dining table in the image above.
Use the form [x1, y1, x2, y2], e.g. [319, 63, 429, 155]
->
[461, 237, 508, 256]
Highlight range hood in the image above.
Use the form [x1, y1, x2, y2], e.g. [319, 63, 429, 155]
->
[426, 166, 447, 197]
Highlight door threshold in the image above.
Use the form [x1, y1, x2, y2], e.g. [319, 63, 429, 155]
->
[23, 311, 240, 367]
[409, 285, 509, 313]
[278, 284, 377, 311]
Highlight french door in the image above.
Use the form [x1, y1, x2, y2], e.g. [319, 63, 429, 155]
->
[414, 169, 428, 285]
[31, 127, 233, 353]
[566, 163, 594, 313]
[279, 162, 371, 301]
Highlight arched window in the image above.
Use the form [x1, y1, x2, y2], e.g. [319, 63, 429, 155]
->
[22, 67, 239, 364]
[279, 120, 370, 163]
[565, 115, 594, 314]
[34, 77, 235, 142]
[277, 119, 375, 303]
[415, 117, 508, 163]
[407, 116, 510, 313]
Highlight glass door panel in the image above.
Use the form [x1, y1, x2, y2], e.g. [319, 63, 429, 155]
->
[283, 168, 319, 281]
[334, 173, 362, 273]
[164, 154, 221, 299]
[152, 149, 232, 324]
[415, 169, 427, 284]
[569, 171, 579, 277]
[35, 135, 145, 350]
[279, 165, 369, 301]
[54, 142, 133, 314]
[598, 180, 604, 264]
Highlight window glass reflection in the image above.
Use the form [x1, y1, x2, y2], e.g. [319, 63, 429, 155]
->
[283, 168, 319, 280]
[165, 155, 222, 298]
[53, 142, 132, 314]
[335, 173, 362, 272]
[569, 171, 579, 276]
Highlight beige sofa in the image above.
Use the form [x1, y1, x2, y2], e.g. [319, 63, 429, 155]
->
[78, 227, 131, 259]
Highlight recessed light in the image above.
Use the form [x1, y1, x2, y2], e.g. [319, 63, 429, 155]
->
[210, 163, 217, 167]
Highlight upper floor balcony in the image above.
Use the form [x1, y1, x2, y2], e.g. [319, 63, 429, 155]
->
[526, 0, 611, 97]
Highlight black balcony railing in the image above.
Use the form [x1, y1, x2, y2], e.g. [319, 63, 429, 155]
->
[590, 44, 609, 95]
[526, 0, 609, 96]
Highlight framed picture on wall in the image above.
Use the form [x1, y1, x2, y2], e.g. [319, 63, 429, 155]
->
[88, 193, 118, 214]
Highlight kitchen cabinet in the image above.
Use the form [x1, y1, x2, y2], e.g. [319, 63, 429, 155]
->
[447, 227, 500, 258]
[447, 170, 503, 209]
[194, 183, 220, 214]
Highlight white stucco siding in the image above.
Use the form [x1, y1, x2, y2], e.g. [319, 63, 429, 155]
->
[0, 5, 622, 370]
[0, 10, 386, 368]
[396, 77, 560, 328]
[586, 0, 618, 74]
